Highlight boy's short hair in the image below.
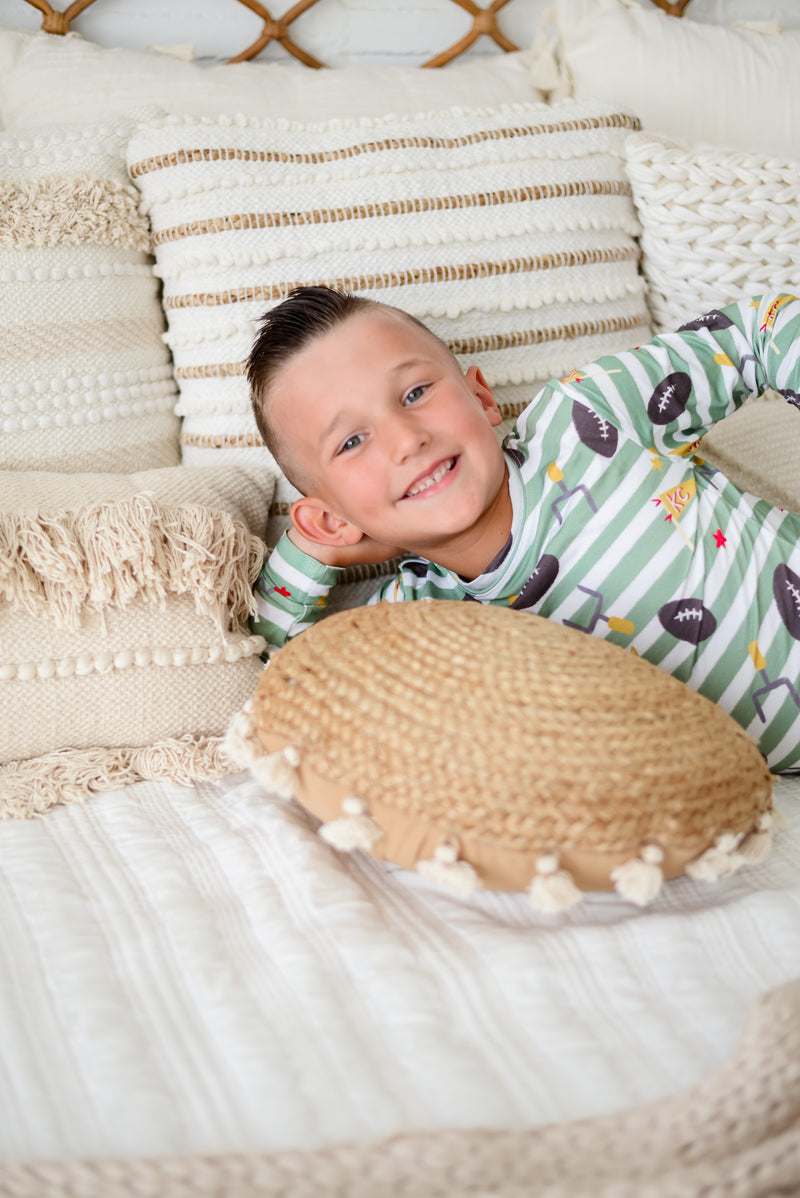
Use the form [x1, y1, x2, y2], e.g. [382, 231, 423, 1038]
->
[246, 286, 451, 491]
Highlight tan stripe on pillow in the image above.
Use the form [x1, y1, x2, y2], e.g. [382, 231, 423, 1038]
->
[128, 112, 640, 179]
[152, 180, 633, 245]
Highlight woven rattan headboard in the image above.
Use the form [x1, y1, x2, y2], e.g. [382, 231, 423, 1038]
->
[21, 0, 693, 66]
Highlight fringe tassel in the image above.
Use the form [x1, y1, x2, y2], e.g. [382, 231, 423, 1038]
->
[0, 735, 233, 819]
[737, 812, 775, 865]
[611, 844, 665, 907]
[0, 497, 265, 632]
[416, 842, 481, 897]
[528, 854, 583, 912]
[685, 833, 746, 882]
[319, 797, 383, 852]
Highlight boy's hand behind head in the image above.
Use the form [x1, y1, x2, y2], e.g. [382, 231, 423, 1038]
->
[287, 524, 402, 570]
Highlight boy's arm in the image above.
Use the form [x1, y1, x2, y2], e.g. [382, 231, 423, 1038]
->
[249, 533, 421, 648]
[550, 293, 800, 455]
[250, 532, 343, 648]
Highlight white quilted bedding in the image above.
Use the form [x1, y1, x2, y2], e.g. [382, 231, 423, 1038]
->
[0, 772, 798, 1162]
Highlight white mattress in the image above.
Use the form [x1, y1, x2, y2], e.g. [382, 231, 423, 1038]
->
[0, 770, 798, 1162]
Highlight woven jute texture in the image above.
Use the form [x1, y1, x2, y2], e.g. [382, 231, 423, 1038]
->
[253, 600, 772, 855]
[3, 976, 799, 1197]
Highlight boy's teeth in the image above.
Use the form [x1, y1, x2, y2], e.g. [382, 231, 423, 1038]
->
[406, 458, 454, 497]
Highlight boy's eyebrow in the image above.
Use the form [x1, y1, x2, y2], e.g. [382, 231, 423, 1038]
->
[319, 408, 351, 448]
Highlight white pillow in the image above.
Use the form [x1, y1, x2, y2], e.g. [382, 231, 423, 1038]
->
[539, 0, 800, 157]
[0, 28, 543, 130]
[126, 100, 651, 547]
[625, 130, 800, 331]
[0, 113, 180, 471]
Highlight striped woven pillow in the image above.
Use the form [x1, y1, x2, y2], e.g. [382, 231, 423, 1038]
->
[127, 100, 651, 549]
[0, 114, 181, 473]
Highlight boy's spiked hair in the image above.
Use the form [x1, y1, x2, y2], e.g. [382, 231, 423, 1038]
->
[247, 287, 376, 479]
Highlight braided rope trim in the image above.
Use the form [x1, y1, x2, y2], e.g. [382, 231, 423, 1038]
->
[2, 978, 799, 1195]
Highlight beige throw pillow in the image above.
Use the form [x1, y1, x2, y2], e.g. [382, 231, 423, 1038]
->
[0, 113, 180, 472]
[230, 600, 774, 910]
[0, 464, 275, 815]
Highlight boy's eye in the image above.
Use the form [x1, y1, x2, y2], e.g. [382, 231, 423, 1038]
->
[338, 432, 364, 454]
[403, 384, 427, 405]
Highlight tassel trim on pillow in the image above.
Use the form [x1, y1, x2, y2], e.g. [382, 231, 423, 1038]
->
[0, 496, 265, 631]
[0, 735, 233, 819]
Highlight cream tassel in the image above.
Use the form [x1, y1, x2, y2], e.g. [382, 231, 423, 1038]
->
[318, 797, 383, 852]
[528, 854, 583, 912]
[0, 735, 231, 819]
[611, 844, 665, 906]
[731, 812, 775, 867]
[223, 699, 263, 770]
[685, 833, 746, 882]
[416, 842, 481, 897]
[248, 746, 300, 800]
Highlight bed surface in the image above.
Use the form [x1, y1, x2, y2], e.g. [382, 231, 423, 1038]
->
[1, 770, 798, 1162]
[1, 0, 800, 1190]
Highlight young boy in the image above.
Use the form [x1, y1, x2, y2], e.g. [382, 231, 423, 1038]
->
[248, 286, 800, 772]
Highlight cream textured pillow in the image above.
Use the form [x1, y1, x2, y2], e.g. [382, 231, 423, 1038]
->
[625, 131, 800, 331]
[126, 101, 651, 545]
[539, 0, 800, 157]
[0, 113, 180, 472]
[0, 464, 275, 816]
[624, 130, 800, 515]
[0, 28, 543, 129]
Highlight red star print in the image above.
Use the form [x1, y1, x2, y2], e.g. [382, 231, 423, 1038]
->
[274, 585, 292, 597]
[713, 529, 727, 548]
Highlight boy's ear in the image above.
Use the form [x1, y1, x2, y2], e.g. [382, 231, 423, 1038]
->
[465, 365, 502, 427]
[290, 495, 365, 548]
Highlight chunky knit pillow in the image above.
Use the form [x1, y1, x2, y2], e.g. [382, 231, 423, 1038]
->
[228, 601, 774, 910]
[625, 130, 800, 516]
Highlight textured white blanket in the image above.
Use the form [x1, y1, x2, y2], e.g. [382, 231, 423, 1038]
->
[0, 773, 798, 1161]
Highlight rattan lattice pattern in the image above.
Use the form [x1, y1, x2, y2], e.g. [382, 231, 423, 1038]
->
[21, 0, 689, 66]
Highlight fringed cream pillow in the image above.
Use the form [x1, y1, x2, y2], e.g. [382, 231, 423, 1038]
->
[625, 130, 800, 515]
[0, 114, 179, 473]
[228, 601, 774, 911]
[126, 100, 651, 550]
[0, 464, 275, 816]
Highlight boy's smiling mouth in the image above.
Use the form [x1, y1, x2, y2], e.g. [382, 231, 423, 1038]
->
[402, 456, 458, 499]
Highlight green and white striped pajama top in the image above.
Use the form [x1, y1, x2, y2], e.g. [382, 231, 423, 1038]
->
[252, 293, 800, 771]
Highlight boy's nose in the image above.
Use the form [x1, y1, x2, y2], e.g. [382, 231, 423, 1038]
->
[383, 412, 429, 462]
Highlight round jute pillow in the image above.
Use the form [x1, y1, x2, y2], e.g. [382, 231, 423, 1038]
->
[228, 601, 774, 909]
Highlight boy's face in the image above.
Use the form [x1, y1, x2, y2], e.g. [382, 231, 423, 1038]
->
[268, 308, 509, 570]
